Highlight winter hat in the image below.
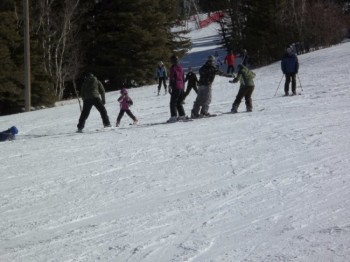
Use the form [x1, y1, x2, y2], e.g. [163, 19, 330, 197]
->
[208, 55, 215, 62]
[170, 55, 178, 64]
[121, 88, 128, 94]
[9, 126, 18, 135]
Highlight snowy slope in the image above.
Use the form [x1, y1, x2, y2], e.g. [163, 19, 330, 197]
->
[1, 23, 350, 262]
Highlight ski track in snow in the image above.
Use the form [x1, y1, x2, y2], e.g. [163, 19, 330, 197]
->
[1, 22, 350, 261]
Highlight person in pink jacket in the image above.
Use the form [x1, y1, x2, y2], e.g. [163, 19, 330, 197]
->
[116, 88, 138, 127]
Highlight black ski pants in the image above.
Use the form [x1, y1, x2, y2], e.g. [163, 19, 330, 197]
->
[227, 65, 235, 74]
[116, 110, 137, 124]
[284, 73, 296, 94]
[158, 77, 167, 92]
[77, 97, 110, 129]
[170, 88, 185, 117]
[183, 84, 198, 100]
[232, 85, 255, 111]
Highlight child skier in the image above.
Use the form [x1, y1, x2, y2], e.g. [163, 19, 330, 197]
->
[116, 88, 138, 127]
[182, 66, 199, 104]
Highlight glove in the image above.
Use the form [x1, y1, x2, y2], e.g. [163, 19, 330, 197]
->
[102, 99, 106, 105]
[168, 87, 172, 94]
[232, 77, 239, 83]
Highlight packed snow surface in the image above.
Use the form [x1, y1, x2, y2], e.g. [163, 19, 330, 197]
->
[1, 22, 350, 262]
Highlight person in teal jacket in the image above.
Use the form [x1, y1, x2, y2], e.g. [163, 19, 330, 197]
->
[229, 64, 256, 113]
[77, 73, 111, 132]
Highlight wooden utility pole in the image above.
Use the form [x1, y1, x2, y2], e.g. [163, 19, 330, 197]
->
[24, 0, 31, 112]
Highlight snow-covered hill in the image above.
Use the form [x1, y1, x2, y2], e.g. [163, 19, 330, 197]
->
[1, 23, 350, 262]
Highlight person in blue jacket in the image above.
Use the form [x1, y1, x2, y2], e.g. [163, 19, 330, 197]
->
[156, 61, 168, 95]
[0, 126, 18, 142]
[281, 46, 299, 96]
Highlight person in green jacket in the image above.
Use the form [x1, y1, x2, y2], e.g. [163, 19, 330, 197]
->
[229, 64, 256, 113]
[77, 73, 111, 131]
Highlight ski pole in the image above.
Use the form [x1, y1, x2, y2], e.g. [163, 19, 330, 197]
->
[274, 74, 284, 97]
[297, 74, 303, 92]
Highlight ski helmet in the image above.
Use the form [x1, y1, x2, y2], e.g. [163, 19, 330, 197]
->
[208, 55, 215, 62]
[121, 88, 128, 94]
[9, 126, 18, 135]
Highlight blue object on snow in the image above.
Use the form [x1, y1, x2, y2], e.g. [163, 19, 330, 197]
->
[0, 126, 18, 142]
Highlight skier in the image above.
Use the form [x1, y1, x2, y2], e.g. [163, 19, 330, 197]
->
[116, 88, 138, 127]
[224, 50, 236, 75]
[0, 126, 18, 142]
[156, 61, 168, 95]
[240, 49, 250, 67]
[214, 50, 223, 70]
[191, 55, 219, 118]
[167, 55, 186, 123]
[77, 73, 111, 132]
[229, 64, 256, 113]
[182, 66, 199, 104]
[281, 46, 299, 96]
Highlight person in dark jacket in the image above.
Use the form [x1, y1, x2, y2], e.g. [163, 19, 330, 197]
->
[191, 55, 219, 118]
[229, 65, 256, 113]
[167, 55, 186, 123]
[240, 49, 250, 67]
[182, 67, 199, 104]
[281, 46, 299, 96]
[0, 126, 18, 142]
[77, 73, 111, 132]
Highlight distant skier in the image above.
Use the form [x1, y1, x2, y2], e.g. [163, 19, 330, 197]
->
[281, 46, 299, 96]
[240, 49, 250, 67]
[214, 50, 223, 70]
[167, 55, 186, 123]
[77, 73, 111, 132]
[191, 55, 219, 118]
[156, 61, 168, 95]
[182, 66, 199, 104]
[224, 50, 236, 75]
[0, 126, 18, 142]
[229, 64, 256, 113]
[116, 88, 138, 127]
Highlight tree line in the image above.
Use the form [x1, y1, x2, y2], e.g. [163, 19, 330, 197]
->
[198, 0, 350, 66]
[0, 0, 190, 115]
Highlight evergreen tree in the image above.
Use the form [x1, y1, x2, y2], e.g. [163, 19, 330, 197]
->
[83, 0, 190, 90]
[0, 0, 23, 115]
[243, 0, 287, 65]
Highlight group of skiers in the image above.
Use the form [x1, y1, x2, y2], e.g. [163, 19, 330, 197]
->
[71, 45, 299, 131]
[0, 46, 299, 140]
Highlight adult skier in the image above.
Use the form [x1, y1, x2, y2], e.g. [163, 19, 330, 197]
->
[191, 55, 219, 118]
[281, 46, 299, 96]
[229, 64, 256, 113]
[167, 55, 186, 123]
[77, 73, 111, 132]
[156, 61, 168, 95]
